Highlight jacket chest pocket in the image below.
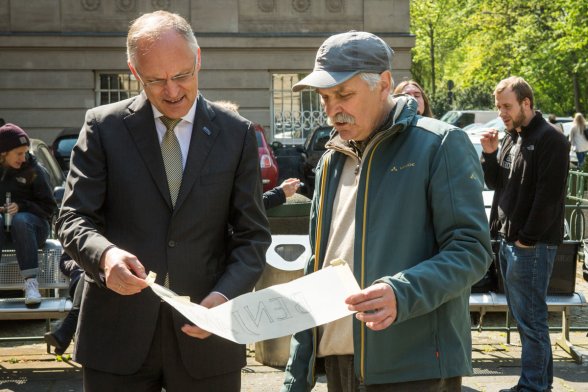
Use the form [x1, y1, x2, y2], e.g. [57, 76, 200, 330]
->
[517, 146, 534, 182]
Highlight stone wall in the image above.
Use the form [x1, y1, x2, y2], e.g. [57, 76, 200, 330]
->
[0, 0, 414, 142]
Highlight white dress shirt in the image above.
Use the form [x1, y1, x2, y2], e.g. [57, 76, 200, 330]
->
[149, 94, 197, 169]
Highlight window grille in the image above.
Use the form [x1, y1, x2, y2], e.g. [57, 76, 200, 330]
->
[271, 73, 327, 144]
[96, 72, 141, 105]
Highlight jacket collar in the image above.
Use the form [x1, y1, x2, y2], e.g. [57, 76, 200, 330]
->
[124, 94, 219, 212]
[173, 95, 220, 210]
[505, 111, 544, 140]
[326, 95, 417, 156]
[519, 111, 544, 137]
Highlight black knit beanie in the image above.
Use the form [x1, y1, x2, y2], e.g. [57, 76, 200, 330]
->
[0, 123, 30, 153]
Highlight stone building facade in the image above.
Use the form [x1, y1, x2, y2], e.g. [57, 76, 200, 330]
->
[0, 0, 414, 143]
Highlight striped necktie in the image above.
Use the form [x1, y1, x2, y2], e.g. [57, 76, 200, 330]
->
[159, 116, 183, 208]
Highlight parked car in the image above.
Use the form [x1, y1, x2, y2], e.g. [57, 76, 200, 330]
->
[255, 123, 279, 192]
[30, 138, 67, 236]
[469, 135, 493, 220]
[51, 128, 80, 176]
[562, 121, 573, 137]
[465, 117, 506, 135]
[546, 115, 573, 125]
[440, 110, 497, 129]
[462, 123, 485, 133]
[466, 115, 571, 136]
[299, 125, 332, 197]
[50, 124, 279, 192]
[31, 139, 66, 199]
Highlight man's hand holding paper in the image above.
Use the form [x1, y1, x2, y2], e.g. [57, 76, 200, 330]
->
[146, 261, 360, 344]
[181, 292, 228, 339]
[346, 282, 398, 331]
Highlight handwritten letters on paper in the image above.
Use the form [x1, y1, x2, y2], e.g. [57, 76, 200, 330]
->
[146, 262, 360, 344]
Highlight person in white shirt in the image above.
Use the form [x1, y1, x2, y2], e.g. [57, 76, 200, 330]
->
[569, 112, 588, 169]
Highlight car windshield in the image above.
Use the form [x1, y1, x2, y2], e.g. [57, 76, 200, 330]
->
[305, 126, 332, 151]
[482, 117, 505, 130]
[32, 142, 65, 189]
[56, 138, 77, 156]
[466, 117, 506, 136]
[440, 111, 461, 124]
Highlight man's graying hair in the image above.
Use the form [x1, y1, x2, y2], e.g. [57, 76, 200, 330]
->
[127, 10, 199, 68]
[360, 73, 395, 104]
[360, 73, 383, 90]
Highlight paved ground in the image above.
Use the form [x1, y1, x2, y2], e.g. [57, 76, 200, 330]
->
[1, 264, 588, 392]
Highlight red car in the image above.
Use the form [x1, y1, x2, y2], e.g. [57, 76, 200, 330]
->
[254, 123, 279, 192]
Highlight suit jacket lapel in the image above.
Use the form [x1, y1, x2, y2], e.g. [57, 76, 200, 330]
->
[174, 96, 219, 211]
[124, 95, 173, 209]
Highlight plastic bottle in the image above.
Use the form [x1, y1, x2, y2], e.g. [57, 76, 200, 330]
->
[4, 192, 11, 231]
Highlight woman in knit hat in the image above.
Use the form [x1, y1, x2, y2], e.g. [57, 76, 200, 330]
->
[0, 123, 57, 305]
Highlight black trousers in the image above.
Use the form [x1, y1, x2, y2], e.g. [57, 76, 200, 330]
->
[83, 303, 241, 392]
[324, 355, 462, 392]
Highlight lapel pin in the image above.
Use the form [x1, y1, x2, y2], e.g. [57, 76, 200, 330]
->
[202, 126, 211, 136]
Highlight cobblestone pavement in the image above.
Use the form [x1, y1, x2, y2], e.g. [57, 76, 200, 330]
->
[1, 263, 587, 392]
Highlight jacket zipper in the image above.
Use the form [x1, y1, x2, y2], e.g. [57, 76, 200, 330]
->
[310, 154, 331, 386]
[313, 155, 330, 272]
[357, 130, 397, 386]
[317, 127, 397, 387]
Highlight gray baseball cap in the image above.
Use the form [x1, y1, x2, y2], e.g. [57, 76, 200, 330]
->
[292, 31, 394, 92]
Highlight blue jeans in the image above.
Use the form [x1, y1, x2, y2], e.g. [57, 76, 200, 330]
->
[576, 151, 585, 169]
[0, 212, 50, 278]
[499, 239, 556, 392]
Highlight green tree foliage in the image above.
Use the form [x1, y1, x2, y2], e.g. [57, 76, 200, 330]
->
[409, 0, 467, 92]
[410, 0, 588, 116]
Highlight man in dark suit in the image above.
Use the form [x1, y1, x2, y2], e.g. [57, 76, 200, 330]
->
[56, 10, 271, 391]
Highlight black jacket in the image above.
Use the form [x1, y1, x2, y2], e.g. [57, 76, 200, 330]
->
[57, 94, 271, 377]
[263, 186, 286, 210]
[482, 112, 570, 245]
[0, 154, 56, 221]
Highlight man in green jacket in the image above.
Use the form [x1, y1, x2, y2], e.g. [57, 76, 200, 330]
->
[281, 31, 492, 391]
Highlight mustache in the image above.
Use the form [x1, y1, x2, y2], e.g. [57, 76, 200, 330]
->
[327, 112, 356, 126]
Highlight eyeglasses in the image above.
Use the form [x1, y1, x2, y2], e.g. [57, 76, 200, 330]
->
[137, 60, 197, 90]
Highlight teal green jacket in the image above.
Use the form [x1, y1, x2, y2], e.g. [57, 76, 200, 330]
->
[281, 97, 492, 390]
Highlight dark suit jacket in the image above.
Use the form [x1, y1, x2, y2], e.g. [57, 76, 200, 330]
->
[56, 94, 271, 377]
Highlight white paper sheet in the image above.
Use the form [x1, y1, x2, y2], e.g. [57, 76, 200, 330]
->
[146, 262, 360, 344]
